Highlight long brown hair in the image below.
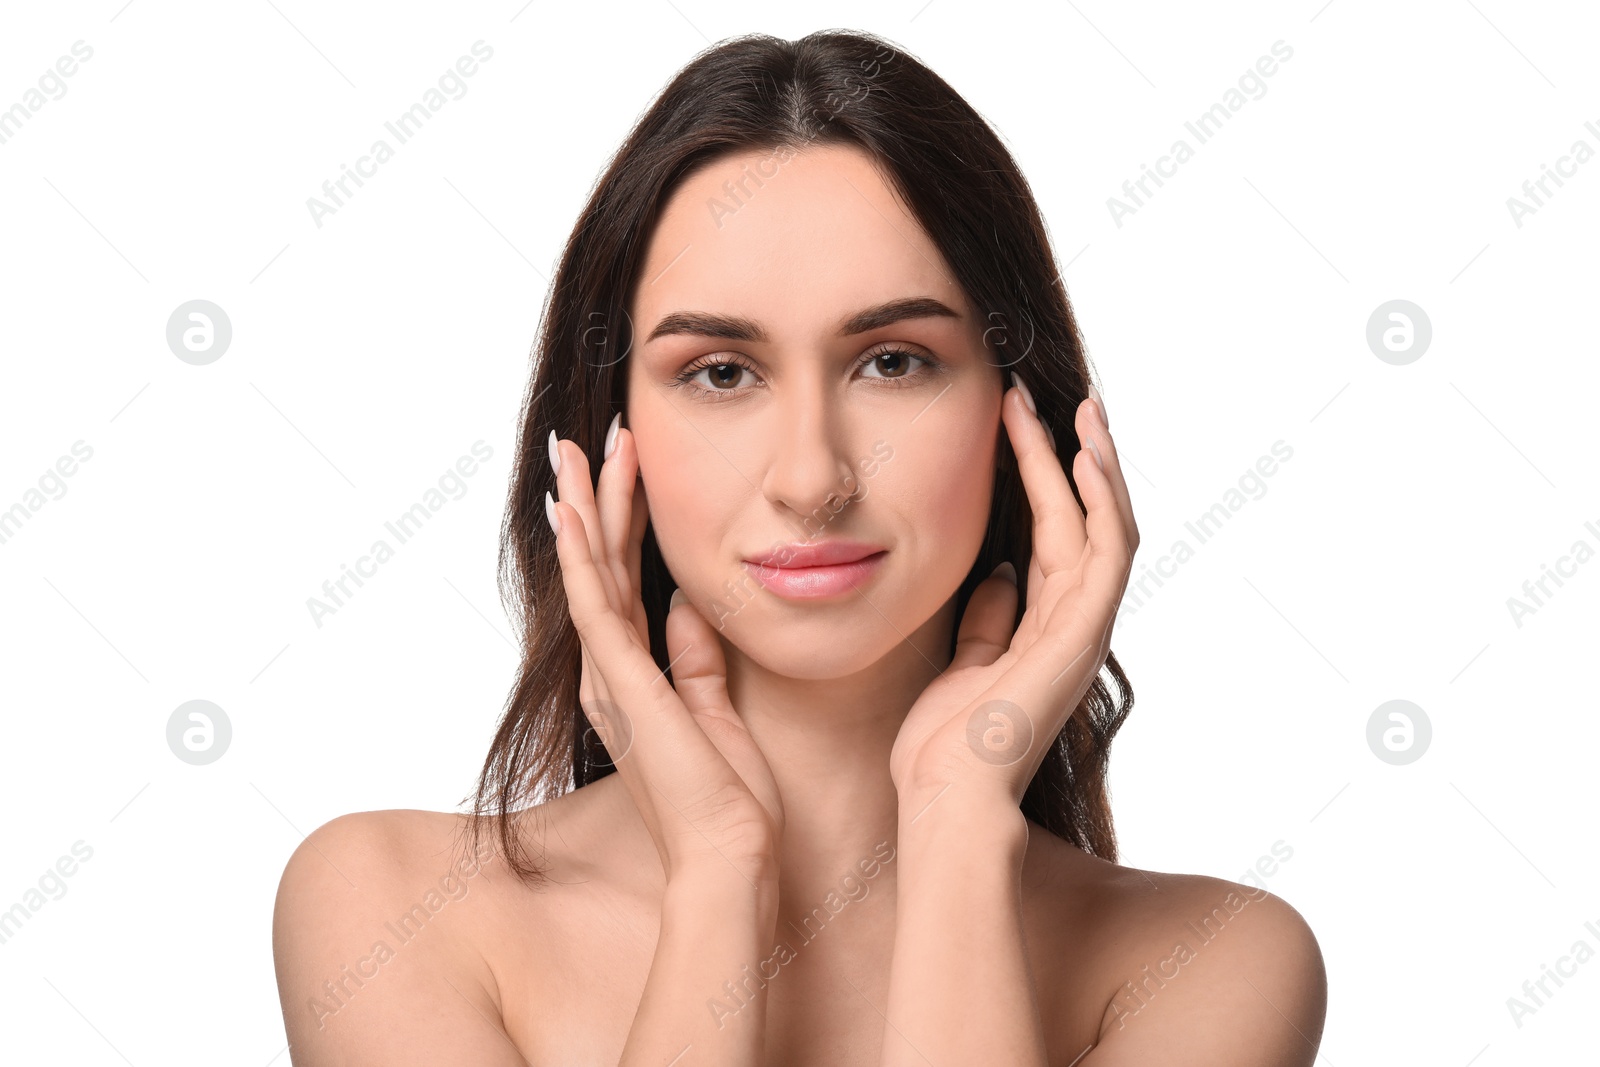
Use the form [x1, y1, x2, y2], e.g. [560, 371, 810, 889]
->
[465, 28, 1134, 884]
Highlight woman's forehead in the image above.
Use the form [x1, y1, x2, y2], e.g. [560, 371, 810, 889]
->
[631, 144, 961, 334]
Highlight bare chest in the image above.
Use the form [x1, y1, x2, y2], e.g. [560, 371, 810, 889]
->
[483, 874, 1108, 1065]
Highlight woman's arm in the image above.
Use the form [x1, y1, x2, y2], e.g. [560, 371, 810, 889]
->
[622, 861, 780, 1065]
[546, 424, 787, 1062]
[876, 796, 1328, 1067]
[878, 793, 1046, 1066]
[274, 814, 783, 1066]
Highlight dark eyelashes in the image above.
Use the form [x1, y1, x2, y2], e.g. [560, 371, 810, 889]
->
[667, 347, 940, 401]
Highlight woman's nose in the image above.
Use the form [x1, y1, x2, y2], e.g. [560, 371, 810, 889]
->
[757, 386, 865, 522]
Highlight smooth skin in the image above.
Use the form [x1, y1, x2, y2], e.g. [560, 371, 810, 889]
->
[273, 144, 1327, 1065]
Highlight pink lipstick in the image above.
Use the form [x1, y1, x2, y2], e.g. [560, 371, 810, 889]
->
[742, 540, 887, 600]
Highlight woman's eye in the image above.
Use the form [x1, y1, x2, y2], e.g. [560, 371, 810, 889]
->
[676, 361, 754, 393]
[861, 348, 928, 379]
[670, 347, 937, 400]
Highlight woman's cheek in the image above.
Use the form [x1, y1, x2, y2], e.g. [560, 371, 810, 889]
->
[640, 478, 697, 571]
[639, 458, 739, 593]
[915, 413, 997, 562]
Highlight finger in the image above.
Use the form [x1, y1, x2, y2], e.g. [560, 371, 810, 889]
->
[550, 496, 644, 665]
[1062, 425, 1134, 640]
[609, 425, 651, 640]
[947, 563, 1019, 674]
[554, 502, 648, 776]
[1004, 381, 1087, 611]
[577, 643, 619, 763]
[578, 641, 598, 705]
[553, 428, 620, 607]
[967, 516, 1124, 789]
[663, 589, 783, 825]
[595, 416, 634, 562]
[627, 474, 648, 609]
[986, 419, 1131, 765]
[1077, 398, 1139, 554]
[662, 590, 741, 733]
[551, 497, 732, 792]
[594, 417, 643, 633]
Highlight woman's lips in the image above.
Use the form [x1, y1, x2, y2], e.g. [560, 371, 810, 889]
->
[743, 551, 888, 600]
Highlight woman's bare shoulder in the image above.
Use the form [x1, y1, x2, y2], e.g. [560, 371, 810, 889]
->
[1023, 830, 1328, 1064]
[276, 808, 479, 876]
[271, 783, 648, 1063]
[270, 807, 530, 1064]
[270, 797, 604, 968]
[273, 780, 623, 912]
[272, 808, 509, 932]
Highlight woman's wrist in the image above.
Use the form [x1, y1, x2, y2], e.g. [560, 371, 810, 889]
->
[663, 860, 781, 928]
[625, 854, 781, 1064]
[896, 782, 1029, 861]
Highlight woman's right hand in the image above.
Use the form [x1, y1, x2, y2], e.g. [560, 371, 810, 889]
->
[546, 416, 784, 889]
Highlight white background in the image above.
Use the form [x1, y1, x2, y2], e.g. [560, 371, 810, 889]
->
[1, 0, 1596, 1063]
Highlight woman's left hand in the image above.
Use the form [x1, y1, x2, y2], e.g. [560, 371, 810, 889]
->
[888, 377, 1139, 817]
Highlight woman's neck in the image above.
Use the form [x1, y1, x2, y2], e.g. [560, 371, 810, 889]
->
[719, 599, 955, 898]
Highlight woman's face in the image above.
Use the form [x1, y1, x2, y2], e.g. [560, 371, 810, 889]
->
[625, 143, 1002, 679]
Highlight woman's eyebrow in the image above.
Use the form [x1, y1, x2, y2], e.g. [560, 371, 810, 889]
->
[644, 296, 962, 344]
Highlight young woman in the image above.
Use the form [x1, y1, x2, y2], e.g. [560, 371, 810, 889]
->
[274, 29, 1327, 1065]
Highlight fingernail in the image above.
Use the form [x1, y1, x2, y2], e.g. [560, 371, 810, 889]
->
[603, 412, 621, 461]
[1010, 372, 1037, 417]
[545, 490, 560, 535]
[1088, 382, 1108, 428]
[991, 561, 1017, 584]
[1085, 436, 1105, 473]
[548, 429, 561, 475]
[669, 588, 685, 609]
